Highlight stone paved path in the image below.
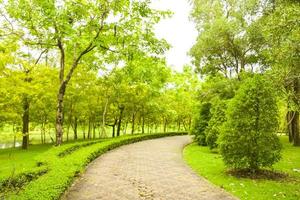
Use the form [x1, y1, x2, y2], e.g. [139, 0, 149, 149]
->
[63, 136, 237, 200]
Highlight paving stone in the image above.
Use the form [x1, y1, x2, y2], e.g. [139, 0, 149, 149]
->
[63, 136, 238, 200]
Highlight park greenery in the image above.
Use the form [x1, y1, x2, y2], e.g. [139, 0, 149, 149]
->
[0, 0, 198, 149]
[190, 0, 299, 170]
[0, 0, 299, 199]
[185, 0, 300, 198]
[0, 132, 187, 199]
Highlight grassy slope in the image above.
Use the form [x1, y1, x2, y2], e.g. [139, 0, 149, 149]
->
[183, 136, 300, 200]
[0, 132, 186, 200]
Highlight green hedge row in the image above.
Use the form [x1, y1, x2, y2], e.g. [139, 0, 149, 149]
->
[6, 132, 187, 200]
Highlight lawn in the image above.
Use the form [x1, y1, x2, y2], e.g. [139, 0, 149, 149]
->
[0, 144, 52, 180]
[0, 132, 187, 200]
[183, 136, 300, 200]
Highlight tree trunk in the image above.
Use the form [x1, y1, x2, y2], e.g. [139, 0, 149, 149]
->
[55, 82, 66, 145]
[83, 124, 86, 139]
[131, 112, 136, 134]
[40, 122, 45, 144]
[163, 118, 167, 133]
[292, 77, 300, 146]
[93, 122, 96, 139]
[292, 111, 300, 146]
[22, 97, 29, 149]
[88, 118, 91, 139]
[13, 124, 16, 148]
[101, 98, 109, 137]
[112, 119, 118, 138]
[178, 120, 181, 131]
[287, 111, 294, 143]
[66, 123, 70, 142]
[117, 106, 125, 137]
[142, 114, 145, 134]
[74, 117, 78, 140]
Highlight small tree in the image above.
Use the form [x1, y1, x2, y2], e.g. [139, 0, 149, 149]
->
[191, 102, 211, 146]
[219, 75, 282, 171]
[205, 99, 227, 149]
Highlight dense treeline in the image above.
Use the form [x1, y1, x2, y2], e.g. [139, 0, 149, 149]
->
[190, 0, 299, 171]
[0, 0, 199, 149]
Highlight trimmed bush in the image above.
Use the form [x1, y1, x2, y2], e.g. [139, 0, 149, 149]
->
[219, 75, 281, 171]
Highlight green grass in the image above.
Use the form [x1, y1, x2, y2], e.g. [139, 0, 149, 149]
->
[0, 144, 52, 180]
[0, 132, 187, 200]
[183, 136, 300, 200]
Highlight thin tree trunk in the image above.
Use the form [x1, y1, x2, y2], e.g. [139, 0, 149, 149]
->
[40, 122, 45, 144]
[117, 106, 125, 137]
[142, 114, 145, 134]
[93, 122, 96, 139]
[112, 119, 118, 138]
[163, 118, 167, 133]
[131, 112, 136, 134]
[22, 97, 29, 149]
[74, 117, 78, 140]
[83, 124, 86, 139]
[287, 111, 294, 143]
[55, 82, 66, 145]
[88, 118, 91, 139]
[101, 98, 109, 137]
[178, 120, 181, 131]
[13, 124, 16, 148]
[66, 123, 70, 142]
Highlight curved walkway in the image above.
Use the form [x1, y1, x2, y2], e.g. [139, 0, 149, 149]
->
[64, 136, 237, 200]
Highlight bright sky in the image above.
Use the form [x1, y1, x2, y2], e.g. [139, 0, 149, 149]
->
[151, 0, 198, 72]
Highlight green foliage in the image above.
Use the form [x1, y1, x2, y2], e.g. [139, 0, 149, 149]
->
[219, 75, 282, 170]
[191, 102, 211, 146]
[205, 99, 227, 149]
[190, 0, 265, 77]
[0, 132, 187, 199]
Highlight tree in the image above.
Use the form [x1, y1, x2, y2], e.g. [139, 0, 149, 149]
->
[6, 0, 169, 145]
[259, 1, 300, 146]
[219, 75, 281, 171]
[189, 0, 265, 78]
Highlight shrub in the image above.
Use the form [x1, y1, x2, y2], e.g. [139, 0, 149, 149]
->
[205, 99, 227, 149]
[219, 75, 282, 171]
[191, 102, 211, 146]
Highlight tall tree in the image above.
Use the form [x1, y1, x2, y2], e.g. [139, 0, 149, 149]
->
[260, 0, 300, 145]
[6, 0, 169, 145]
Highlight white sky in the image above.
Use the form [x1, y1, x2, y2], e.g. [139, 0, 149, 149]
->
[151, 0, 198, 72]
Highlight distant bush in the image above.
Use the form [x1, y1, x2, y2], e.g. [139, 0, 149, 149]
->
[191, 102, 211, 146]
[219, 75, 281, 171]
